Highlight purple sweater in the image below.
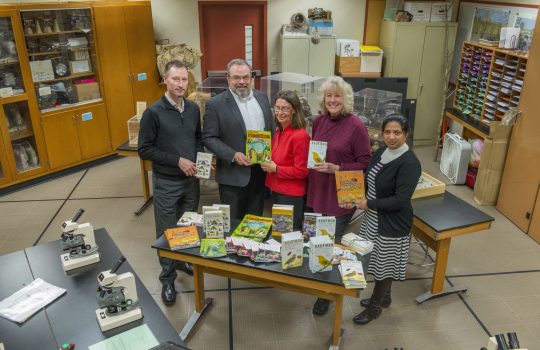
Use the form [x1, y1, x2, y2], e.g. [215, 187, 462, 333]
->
[306, 113, 371, 217]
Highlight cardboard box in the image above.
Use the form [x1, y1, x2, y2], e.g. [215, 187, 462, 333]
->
[488, 121, 513, 140]
[74, 82, 100, 102]
[360, 46, 383, 73]
[336, 39, 360, 57]
[404, 2, 432, 22]
[473, 140, 510, 205]
[307, 19, 334, 36]
[335, 56, 360, 74]
[430, 2, 453, 21]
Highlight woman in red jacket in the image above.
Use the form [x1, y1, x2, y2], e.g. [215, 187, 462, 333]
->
[261, 90, 310, 230]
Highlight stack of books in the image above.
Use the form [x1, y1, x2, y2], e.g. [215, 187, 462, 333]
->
[303, 212, 321, 238]
[203, 210, 224, 238]
[225, 237, 281, 262]
[331, 245, 359, 264]
[339, 260, 367, 289]
[315, 216, 336, 242]
[165, 226, 200, 250]
[308, 235, 334, 273]
[341, 233, 373, 256]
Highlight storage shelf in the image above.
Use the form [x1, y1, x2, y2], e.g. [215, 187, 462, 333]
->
[40, 98, 103, 114]
[35, 72, 96, 84]
[0, 59, 19, 67]
[24, 29, 89, 37]
[9, 129, 34, 141]
[27, 51, 61, 57]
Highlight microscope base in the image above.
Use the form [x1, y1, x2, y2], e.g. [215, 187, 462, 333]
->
[61, 252, 100, 271]
[95, 307, 142, 332]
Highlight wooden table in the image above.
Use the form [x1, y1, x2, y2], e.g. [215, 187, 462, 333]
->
[411, 191, 494, 303]
[153, 229, 365, 350]
[117, 141, 153, 215]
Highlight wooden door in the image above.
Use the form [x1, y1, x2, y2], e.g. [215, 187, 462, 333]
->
[497, 16, 540, 233]
[199, 2, 267, 84]
[41, 110, 82, 169]
[76, 103, 112, 160]
[529, 187, 540, 242]
[0, 124, 12, 185]
[93, 4, 135, 150]
[123, 3, 161, 104]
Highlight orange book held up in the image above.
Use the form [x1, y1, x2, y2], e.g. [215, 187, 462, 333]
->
[165, 225, 201, 250]
[335, 170, 365, 206]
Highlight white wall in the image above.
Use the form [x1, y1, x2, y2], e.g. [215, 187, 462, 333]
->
[150, 0, 366, 82]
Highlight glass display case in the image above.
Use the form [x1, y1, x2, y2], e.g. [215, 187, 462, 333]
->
[353, 88, 403, 152]
[0, 17, 25, 96]
[20, 8, 101, 112]
[261, 72, 325, 134]
[3, 101, 41, 173]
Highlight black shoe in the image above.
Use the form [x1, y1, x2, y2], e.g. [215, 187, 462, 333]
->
[176, 262, 193, 276]
[312, 298, 330, 316]
[161, 284, 176, 306]
[360, 295, 392, 308]
[353, 305, 382, 325]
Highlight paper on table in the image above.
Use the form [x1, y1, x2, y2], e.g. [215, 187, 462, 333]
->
[0, 278, 66, 323]
[89, 324, 159, 350]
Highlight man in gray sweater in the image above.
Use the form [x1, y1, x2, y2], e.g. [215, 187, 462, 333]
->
[138, 60, 202, 306]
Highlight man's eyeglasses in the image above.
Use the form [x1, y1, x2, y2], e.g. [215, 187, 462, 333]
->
[229, 75, 251, 82]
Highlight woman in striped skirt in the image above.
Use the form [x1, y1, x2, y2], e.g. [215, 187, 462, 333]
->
[353, 115, 421, 325]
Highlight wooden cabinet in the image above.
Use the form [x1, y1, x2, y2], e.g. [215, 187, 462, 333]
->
[379, 21, 457, 145]
[93, 1, 161, 150]
[497, 16, 540, 242]
[0, 8, 48, 181]
[281, 35, 335, 77]
[41, 102, 110, 169]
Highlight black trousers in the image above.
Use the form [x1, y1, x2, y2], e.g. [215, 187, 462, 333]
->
[271, 191, 305, 231]
[219, 165, 265, 221]
[153, 173, 200, 285]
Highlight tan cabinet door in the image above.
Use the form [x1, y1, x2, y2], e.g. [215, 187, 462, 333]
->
[497, 16, 540, 234]
[0, 129, 12, 185]
[41, 111, 82, 169]
[76, 104, 112, 160]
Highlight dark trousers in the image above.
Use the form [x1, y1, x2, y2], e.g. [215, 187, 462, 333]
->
[219, 166, 265, 220]
[153, 173, 200, 285]
[272, 191, 305, 231]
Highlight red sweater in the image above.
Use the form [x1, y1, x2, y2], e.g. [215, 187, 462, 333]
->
[265, 124, 310, 196]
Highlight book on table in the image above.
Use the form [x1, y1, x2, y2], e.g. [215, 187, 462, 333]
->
[200, 238, 227, 257]
[271, 204, 294, 237]
[177, 212, 203, 227]
[308, 235, 334, 273]
[203, 210, 224, 238]
[335, 170, 365, 206]
[315, 216, 336, 242]
[307, 140, 327, 168]
[303, 212, 322, 239]
[212, 204, 231, 232]
[281, 231, 304, 269]
[165, 226, 200, 250]
[246, 130, 271, 164]
[231, 214, 272, 242]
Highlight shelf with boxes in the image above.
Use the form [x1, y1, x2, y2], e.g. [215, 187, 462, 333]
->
[454, 41, 528, 125]
[20, 7, 101, 113]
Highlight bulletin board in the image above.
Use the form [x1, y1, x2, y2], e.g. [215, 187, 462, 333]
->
[449, 0, 538, 83]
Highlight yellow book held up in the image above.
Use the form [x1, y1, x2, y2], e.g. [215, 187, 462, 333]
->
[335, 170, 365, 206]
[246, 130, 271, 164]
[165, 225, 200, 250]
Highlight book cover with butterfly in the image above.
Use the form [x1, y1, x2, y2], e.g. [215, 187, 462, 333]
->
[335, 170, 365, 206]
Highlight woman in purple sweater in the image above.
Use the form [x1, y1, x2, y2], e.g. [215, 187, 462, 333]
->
[308, 76, 372, 316]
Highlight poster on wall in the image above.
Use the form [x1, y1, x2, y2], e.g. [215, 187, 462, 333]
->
[514, 16, 536, 52]
[471, 7, 511, 41]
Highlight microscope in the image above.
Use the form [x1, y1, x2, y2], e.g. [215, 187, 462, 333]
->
[95, 256, 142, 332]
[60, 208, 100, 271]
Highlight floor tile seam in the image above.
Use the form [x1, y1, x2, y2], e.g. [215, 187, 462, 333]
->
[0, 198, 66, 203]
[67, 196, 145, 200]
[33, 169, 89, 246]
[227, 278, 234, 350]
[180, 286, 273, 294]
[524, 323, 540, 343]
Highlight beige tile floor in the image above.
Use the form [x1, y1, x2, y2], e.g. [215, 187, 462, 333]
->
[1, 146, 539, 350]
